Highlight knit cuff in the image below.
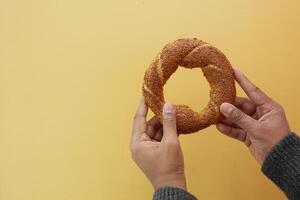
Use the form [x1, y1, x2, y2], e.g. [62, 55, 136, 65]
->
[153, 187, 197, 200]
[262, 132, 300, 199]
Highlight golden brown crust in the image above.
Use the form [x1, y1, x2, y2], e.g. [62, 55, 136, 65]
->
[143, 38, 236, 134]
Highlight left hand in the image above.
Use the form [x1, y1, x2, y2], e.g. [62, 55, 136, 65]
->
[130, 98, 186, 190]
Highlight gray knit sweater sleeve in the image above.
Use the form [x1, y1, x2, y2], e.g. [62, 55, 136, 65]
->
[153, 187, 197, 200]
[262, 132, 300, 200]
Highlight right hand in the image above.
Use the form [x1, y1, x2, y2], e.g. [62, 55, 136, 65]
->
[130, 100, 186, 190]
[216, 69, 291, 165]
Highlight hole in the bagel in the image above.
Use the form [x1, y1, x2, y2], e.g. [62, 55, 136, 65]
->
[164, 66, 210, 112]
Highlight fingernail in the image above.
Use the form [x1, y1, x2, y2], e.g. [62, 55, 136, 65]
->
[163, 103, 173, 114]
[220, 103, 233, 115]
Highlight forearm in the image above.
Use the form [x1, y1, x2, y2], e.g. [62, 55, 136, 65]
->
[153, 187, 197, 200]
[262, 132, 300, 200]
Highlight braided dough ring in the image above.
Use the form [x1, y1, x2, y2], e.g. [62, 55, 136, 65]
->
[143, 38, 236, 134]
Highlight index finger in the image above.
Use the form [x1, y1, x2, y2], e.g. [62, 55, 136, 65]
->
[234, 96, 256, 116]
[234, 68, 272, 106]
[131, 97, 148, 142]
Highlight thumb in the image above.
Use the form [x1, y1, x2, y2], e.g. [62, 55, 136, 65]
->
[220, 102, 256, 130]
[162, 103, 178, 143]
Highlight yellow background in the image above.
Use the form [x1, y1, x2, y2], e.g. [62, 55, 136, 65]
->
[1, 0, 299, 199]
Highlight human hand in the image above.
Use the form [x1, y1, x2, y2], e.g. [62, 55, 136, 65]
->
[216, 69, 290, 165]
[130, 99, 186, 190]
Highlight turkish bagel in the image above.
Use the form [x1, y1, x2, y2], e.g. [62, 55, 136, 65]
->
[142, 38, 236, 134]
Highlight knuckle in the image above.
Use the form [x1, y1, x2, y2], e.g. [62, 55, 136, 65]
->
[269, 102, 285, 114]
[230, 109, 244, 122]
[225, 126, 234, 135]
[251, 124, 261, 136]
[163, 115, 175, 123]
[249, 86, 260, 94]
[130, 144, 139, 154]
[133, 113, 142, 120]
[131, 153, 137, 161]
[269, 101, 279, 108]
[166, 140, 179, 148]
[276, 107, 284, 115]
[276, 104, 285, 113]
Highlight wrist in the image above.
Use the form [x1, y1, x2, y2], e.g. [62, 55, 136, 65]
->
[260, 130, 291, 164]
[152, 173, 187, 191]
